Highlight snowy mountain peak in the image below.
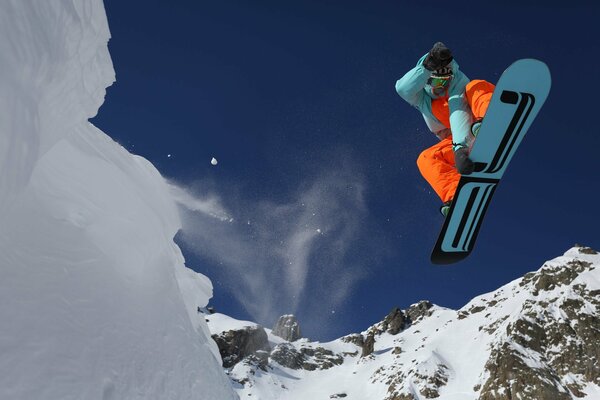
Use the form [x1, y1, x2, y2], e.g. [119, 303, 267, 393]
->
[208, 246, 600, 399]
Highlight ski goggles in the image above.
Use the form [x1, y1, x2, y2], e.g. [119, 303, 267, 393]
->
[428, 75, 452, 89]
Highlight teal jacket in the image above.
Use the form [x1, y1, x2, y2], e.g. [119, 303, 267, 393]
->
[395, 54, 473, 150]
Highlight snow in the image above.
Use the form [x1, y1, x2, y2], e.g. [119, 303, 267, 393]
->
[0, 1, 236, 399]
[582, 382, 600, 398]
[206, 312, 260, 334]
[1, 3, 596, 399]
[214, 247, 600, 400]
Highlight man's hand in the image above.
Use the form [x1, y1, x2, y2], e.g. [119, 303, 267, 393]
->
[454, 147, 474, 175]
[423, 42, 453, 71]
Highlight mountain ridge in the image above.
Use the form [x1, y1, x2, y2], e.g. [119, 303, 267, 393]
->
[206, 245, 600, 400]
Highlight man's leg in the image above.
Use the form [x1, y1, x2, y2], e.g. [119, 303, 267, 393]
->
[465, 79, 496, 120]
[417, 137, 460, 204]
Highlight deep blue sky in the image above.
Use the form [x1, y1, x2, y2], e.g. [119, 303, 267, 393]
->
[94, 1, 600, 341]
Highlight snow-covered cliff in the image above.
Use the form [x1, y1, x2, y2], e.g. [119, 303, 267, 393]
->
[0, 1, 236, 399]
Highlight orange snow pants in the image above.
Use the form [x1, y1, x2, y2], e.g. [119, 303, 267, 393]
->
[416, 80, 495, 203]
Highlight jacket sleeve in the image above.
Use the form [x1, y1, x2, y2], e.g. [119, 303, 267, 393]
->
[422, 113, 447, 135]
[447, 67, 474, 150]
[395, 54, 432, 111]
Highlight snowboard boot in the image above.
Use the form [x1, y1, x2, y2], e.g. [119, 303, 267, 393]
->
[440, 200, 452, 217]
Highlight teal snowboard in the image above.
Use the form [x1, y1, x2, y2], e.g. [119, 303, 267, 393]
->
[431, 59, 551, 265]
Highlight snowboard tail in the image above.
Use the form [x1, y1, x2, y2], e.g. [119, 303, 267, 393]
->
[431, 59, 551, 265]
[432, 178, 497, 264]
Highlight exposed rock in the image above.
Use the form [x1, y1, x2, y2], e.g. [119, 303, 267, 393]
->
[414, 364, 449, 398]
[341, 333, 367, 358]
[270, 342, 344, 371]
[384, 360, 449, 400]
[361, 332, 375, 357]
[341, 333, 364, 347]
[479, 342, 571, 400]
[458, 303, 487, 320]
[244, 350, 270, 371]
[270, 343, 304, 370]
[272, 314, 302, 342]
[482, 315, 509, 335]
[197, 305, 215, 314]
[574, 244, 598, 255]
[300, 346, 344, 370]
[329, 393, 347, 398]
[480, 257, 600, 399]
[215, 248, 600, 400]
[212, 325, 271, 368]
[468, 305, 486, 314]
[520, 259, 593, 295]
[382, 307, 407, 335]
[546, 285, 600, 384]
[406, 301, 434, 324]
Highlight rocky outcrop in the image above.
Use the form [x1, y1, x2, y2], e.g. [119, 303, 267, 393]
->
[385, 358, 450, 400]
[211, 314, 345, 373]
[406, 301, 434, 324]
[574, 244, 598, 255]
[212, 326, 271, 368]
[361, 332, 375, 357]
[341, 333, 364, 347]
[480, 342, 572, 400]
[269, 342, 304, 370]
[213, 247, 600, 400]
[479, 249, 600, 399]
[520, 258, 592, 295]
[349, 305, 433, 359]
[272, 314, 302, 341]
[270, 342, 344, 371]
[300, 346, 345, 370]
[381, 307, 407, 335]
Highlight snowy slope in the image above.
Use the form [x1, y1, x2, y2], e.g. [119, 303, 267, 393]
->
[0, 1, 236, 399]
[209, 246, 600, 400]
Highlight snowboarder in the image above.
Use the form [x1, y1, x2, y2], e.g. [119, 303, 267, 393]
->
[395, 42, 495, 216]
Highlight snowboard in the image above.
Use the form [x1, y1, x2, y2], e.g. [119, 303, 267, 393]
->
[431, 59, 551, 265]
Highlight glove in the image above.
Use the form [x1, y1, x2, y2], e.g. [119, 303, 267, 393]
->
[423, 42, 453, 71]
[454, 147, 474, 175]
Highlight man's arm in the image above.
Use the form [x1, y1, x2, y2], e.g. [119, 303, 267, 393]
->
[396, 42, 454, 105]
[446, 66, 476, 174]
[448, 92, 473, 149]
[446, 66, 473, 150]
[395, 54, 431, 110]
